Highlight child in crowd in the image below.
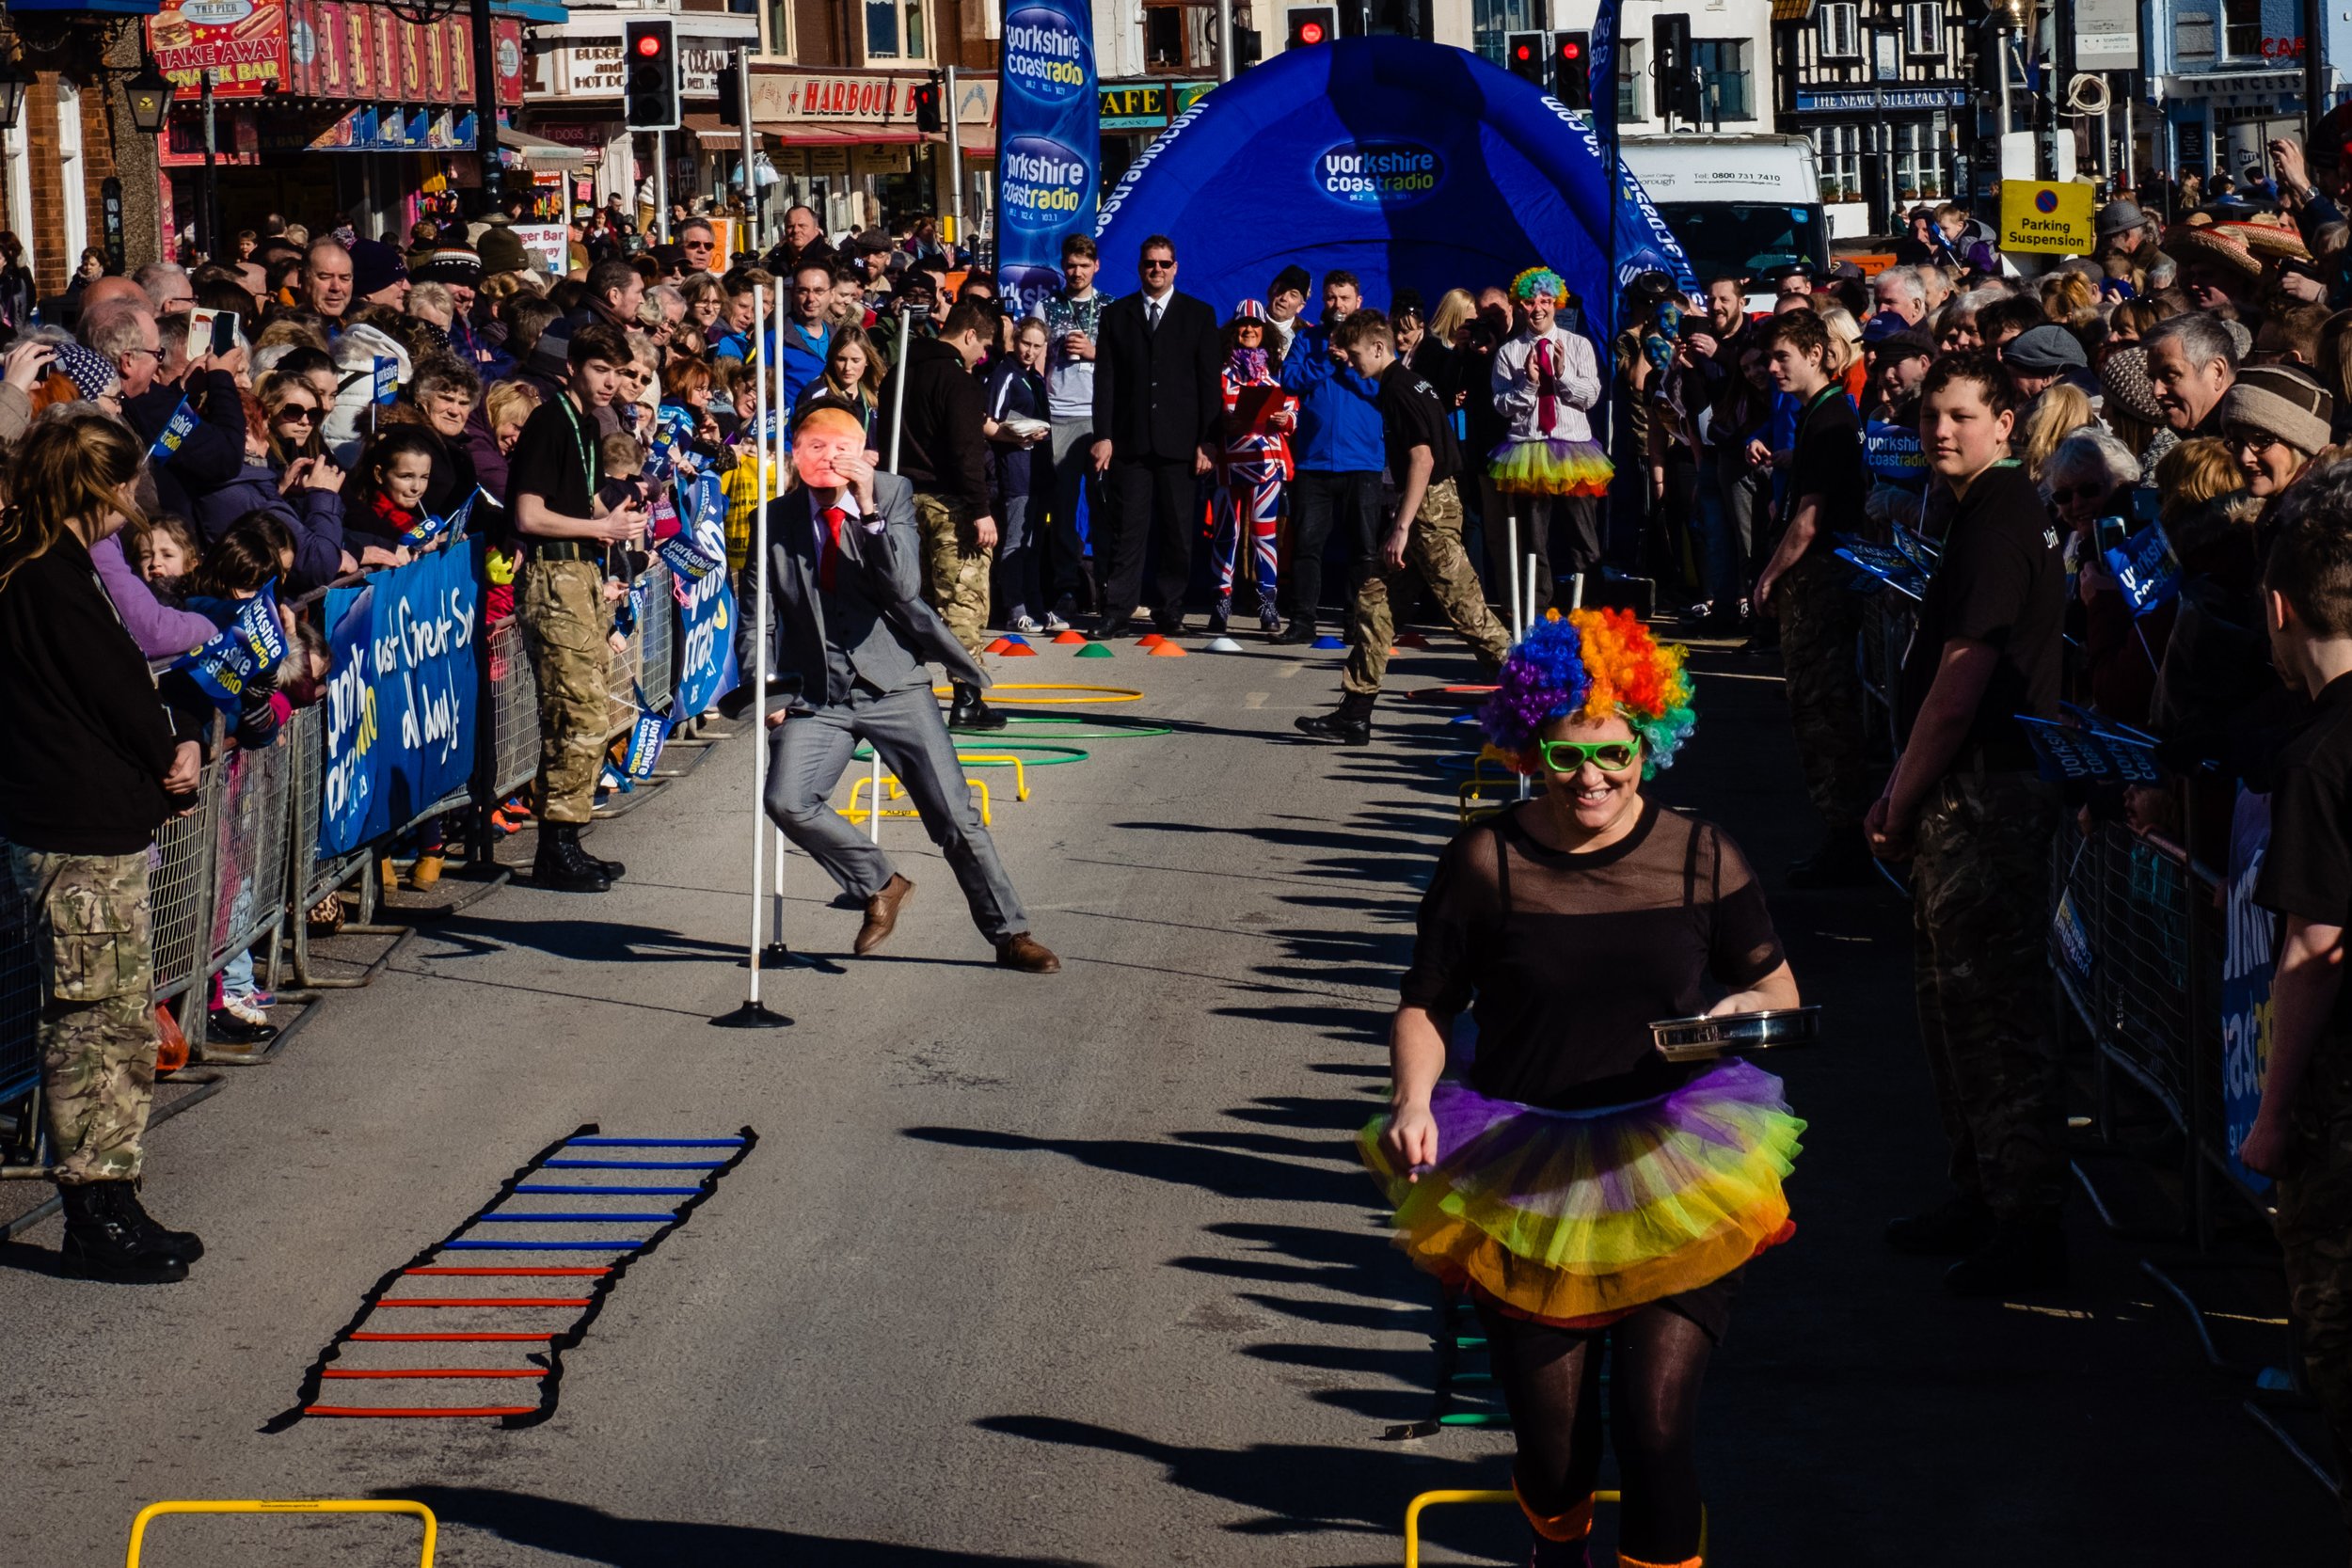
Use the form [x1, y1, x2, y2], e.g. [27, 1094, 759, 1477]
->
[344, 427, 438, 558]
[596, 431, 648, 655]
[129, 513, 200, 605]
[2240, 489, 2352, 1531]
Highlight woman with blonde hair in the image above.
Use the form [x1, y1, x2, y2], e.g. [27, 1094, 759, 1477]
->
[2038, 270, 2098, 328]
[1816, 304, 1869, 401]
[2020, 383, 2095, 479]
[0, 411, 235, 1282]
[1428, 287, 1478, 356]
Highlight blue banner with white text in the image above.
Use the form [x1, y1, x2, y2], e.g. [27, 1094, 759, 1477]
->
[316, 548, 480, 856]
[995, 0, 1100, 316]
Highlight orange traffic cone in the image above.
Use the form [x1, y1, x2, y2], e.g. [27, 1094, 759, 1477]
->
[1003, 642, 1040, 657]
[1148, 641, 1189, 657]
[1052, 628, 1088, 645]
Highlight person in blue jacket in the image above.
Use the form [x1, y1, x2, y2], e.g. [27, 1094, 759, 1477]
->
[1275, 270, 1386, 644]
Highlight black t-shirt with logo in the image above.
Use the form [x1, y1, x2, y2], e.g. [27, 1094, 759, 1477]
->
[505, 393, 601, 523]
[1783, 384, 1865, 558]
[2256, 672, 2352, 1043]
[1376, 360, 1459, 485]
[1896, 459, 2066, 774]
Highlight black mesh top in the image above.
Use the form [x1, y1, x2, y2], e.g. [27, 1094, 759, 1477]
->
[1401, 800, 1786, 1110]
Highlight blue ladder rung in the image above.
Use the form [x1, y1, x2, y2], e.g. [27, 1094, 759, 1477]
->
[477, 1213, 677, 1224]
[443, 1239, 651, 1250]
[564, 1137, 747, 1148]
[542, 1160, 729, 1170]
[514, 1185, 706, 1196]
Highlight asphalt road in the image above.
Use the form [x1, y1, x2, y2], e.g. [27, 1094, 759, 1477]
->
[0, 627, 2338, 1566]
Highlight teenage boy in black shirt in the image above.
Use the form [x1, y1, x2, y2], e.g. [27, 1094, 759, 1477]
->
[1869, 351, 2069, 1294]
[1754, 311, 1874, 886]
[507, 321, 646, 892]
[1296, 310, 1510, 746]
[2240, 493, 2352, 1525]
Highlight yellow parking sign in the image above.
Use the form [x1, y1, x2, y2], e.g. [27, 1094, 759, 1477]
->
[1998, 181, 2096, 254]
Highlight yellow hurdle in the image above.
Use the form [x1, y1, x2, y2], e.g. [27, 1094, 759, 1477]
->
[844, 773, 992, 827]
[126, 1499, 437, 1566]
[1403, 1488, 1706, 1566]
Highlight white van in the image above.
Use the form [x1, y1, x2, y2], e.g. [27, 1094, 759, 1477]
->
[1618, 135, 1831, 309]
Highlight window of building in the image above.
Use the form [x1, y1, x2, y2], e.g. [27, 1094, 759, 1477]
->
[1902, 2, 1944, 56]
[905, 0, 926, 56]
[1891, 120, 1948, 201]
[3, 112, 28, 269]
[1364, 0, 1431, 40]
[758, 0, 789, 56]
[1818, 3, 1860, 59]
[1470, 0, 1540, 63]
[1145, 4, 1184, 68]
[1813, 122, 1861, 201]
[865, 0, 899, 57]
[2222, 0, 2262, 57]
[1692, 38, 1753, 120]
[56, 80, 85, 269]
[1618, 38, 1646, 121]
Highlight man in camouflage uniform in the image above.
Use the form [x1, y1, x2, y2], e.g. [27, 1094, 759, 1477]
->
[11, 850, 157, 1186]
[1755, 311, 1876, 886]
[1870, 353, 2069, 1294]
[1297, 311, 1508, 746]
[507, 321, 645, 892]
[875, 297, 1003, 731]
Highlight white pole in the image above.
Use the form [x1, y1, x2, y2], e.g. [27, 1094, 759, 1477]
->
[1525, 553, 1538, 627]
[743, 283, 775, 1005]
[1569, 571, 1584, 610]
[1504, 512, 1522, 640]
[875, 306, 914, 847]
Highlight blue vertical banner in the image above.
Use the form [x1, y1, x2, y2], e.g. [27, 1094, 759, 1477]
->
[995, 0, 1100, 316]
[1587, 0, 1625, 333]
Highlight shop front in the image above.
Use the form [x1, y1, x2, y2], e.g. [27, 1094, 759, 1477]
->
[148, 0, 530, 247]
[1095, 77, 1213, 188]
[521, 14, 751, 221]
[744, 66, 994, 237]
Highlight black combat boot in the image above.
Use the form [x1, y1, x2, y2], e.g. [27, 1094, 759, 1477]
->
[1944, 1212, 2068, 1297]
[1295, 691, 1375, 745]
[947, 683, 1008, 731]
[1883, 1193, 1995, 1257]
[106, 1181, 204, 1266]
[57, 1183, 187, 1284]
[579, 834, 627, 880]
[533, 823, 612, 893]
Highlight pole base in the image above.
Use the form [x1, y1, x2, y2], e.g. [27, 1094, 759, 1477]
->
[759, 942, 828, 971]
[710, 1000, 793, 1029]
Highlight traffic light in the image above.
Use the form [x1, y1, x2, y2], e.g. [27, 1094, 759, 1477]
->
[624, 18, 679, 133]
[1235, 25, 1263, 66]
[1652, 13, 1702, 124]
[1287, 7, 1334, 47]
[716, 51, 742, 128]
[911, 74, 943, 133]
[1505, 30, 1546, 85]
[1552, 30, 1591, 108]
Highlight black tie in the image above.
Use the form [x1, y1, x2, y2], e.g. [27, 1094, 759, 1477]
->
[1147, 298, 1162, 333]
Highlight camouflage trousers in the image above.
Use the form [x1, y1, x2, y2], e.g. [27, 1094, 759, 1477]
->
[519, 558, 612, 826]
[8, 847, 157, 1185]
[1776, 548, 1870, 833]
[915, 491, 994, 658]
[1911, 770, 2065, 1217]
[2275, 1063, 2352, 1528]
[1343, 479, 1513, 698]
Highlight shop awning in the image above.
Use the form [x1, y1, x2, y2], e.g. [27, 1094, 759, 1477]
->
[955, 125, 996, 158]
[769, 124, 928, 147]
[499, 124, 596, 168]
[492, 0, 570, 21]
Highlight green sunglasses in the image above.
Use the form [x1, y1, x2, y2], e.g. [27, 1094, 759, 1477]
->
[1539, 739, 1641, 773]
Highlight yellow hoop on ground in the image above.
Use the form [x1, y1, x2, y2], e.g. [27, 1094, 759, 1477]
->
[930, 683, 1145, 705]
[844, 773, 992, 826]
[1402, 1488, 1705, 1567]
[126, 1499, 437, 1566]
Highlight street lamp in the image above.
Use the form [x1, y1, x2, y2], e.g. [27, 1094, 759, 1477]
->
[126, 57, 173, 136]
[0, 54, 29, 135]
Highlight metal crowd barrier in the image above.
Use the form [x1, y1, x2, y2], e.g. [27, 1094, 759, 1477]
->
[0, 560, 683, 1150]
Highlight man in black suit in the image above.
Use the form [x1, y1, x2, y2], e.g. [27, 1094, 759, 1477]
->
[757, 400, 1059, 973]
[1089, 234, 1220, 636]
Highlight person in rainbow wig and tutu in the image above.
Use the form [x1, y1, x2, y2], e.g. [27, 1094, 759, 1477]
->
[1361, 608, 1804, 1568]
[1489, 267, 1613, 615]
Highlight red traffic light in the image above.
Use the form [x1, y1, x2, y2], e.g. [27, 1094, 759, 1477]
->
[1514, 40, 1533, 58]
[1558, 39, 1581, 58]
[635, 32, 662, 55]
[1299, 20, 1325, 41]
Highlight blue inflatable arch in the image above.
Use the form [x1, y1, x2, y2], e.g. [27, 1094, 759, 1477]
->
[1092, 37, 1693, 330]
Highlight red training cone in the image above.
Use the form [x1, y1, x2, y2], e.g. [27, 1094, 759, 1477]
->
[1136, 633, 1166, 648]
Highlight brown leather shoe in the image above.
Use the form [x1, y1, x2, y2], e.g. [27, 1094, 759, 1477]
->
[854, 874, 914, 955]
[993, 933, 1060, 974]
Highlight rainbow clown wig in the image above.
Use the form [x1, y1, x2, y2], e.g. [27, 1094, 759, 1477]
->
[1479, 608, 1696, 779]
[1511, 266, 1567, 304]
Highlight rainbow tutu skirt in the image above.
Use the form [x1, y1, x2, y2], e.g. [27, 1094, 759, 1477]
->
[1358, 1059, 1804, 1326]
[1488, 436, 1614, 499]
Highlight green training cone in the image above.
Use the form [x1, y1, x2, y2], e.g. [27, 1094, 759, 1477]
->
[1073, 641, 1115, 658]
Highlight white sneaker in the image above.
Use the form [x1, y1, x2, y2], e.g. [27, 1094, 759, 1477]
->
[1008, 614, 1041, 633]
[220, 996, 270, 1027]
[1041, 609, 1071, 632]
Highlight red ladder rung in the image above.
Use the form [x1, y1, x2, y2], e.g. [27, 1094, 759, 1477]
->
[349, 1332, 557, 1342]
[304, 1405, 539, 1418]
[319, 1368, 546, 1379]
[404, 1267, 611, 1276]
[375, 1298, 592, 1308]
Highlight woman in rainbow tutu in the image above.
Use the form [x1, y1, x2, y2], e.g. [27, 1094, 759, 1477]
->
[1361, 609, 1804, 1568]
[1488, 267, 1613, 614]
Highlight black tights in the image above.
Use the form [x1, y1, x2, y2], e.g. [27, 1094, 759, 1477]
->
[1478, 1300, 1714, 1564]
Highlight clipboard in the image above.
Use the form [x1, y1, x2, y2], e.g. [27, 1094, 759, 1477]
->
[1232, 385, 1286, 437]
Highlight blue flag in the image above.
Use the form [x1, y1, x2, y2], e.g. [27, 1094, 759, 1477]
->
[175, 582, 287, 711]
[2018, 714, 2164, 786]
[372, 356, 399, 405]
[1833, 534, 1926, 601]
[2104, 523, 2182, 617]
[400, 487, 482, 550]
[1588, 0, 1620, 161]
[1864, 421, 1927, 489]
[147, 397, 199, 463]
[623, 690, 672, 780]
[658, 531, 722, 582]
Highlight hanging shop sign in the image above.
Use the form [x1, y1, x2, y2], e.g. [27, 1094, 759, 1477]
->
[148, 0, 292, 99]
[158, 103, 478, 166]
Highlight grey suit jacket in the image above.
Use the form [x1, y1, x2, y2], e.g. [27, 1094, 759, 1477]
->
[763, 469, 989, 708]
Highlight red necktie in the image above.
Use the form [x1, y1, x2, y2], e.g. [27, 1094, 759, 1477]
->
[820, 505, 846, 592]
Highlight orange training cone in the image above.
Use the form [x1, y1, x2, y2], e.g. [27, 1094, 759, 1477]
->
[1148, 641, 1188, 657]
[984, 637, 1014, 655]
[1136, 633, 1165, 648]
[1052, 628, 1088, 645]
[1003, 642, 1040, 657]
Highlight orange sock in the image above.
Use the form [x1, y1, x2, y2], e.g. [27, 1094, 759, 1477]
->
[1512, 1478, 1594, 1543]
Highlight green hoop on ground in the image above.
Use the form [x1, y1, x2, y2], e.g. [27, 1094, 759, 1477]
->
[991, 715, 1175, 739]
[931, 683, 1146, 705]
[852, 742, 1091, 767]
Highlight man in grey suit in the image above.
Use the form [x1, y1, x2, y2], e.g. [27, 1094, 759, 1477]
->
[759, 401, 1059, 972]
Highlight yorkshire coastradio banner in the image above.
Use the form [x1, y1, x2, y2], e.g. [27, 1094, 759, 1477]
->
[995, 0, 1099, 315]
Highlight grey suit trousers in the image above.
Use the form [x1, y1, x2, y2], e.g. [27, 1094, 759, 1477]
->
[762, 684, 1028, 943]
